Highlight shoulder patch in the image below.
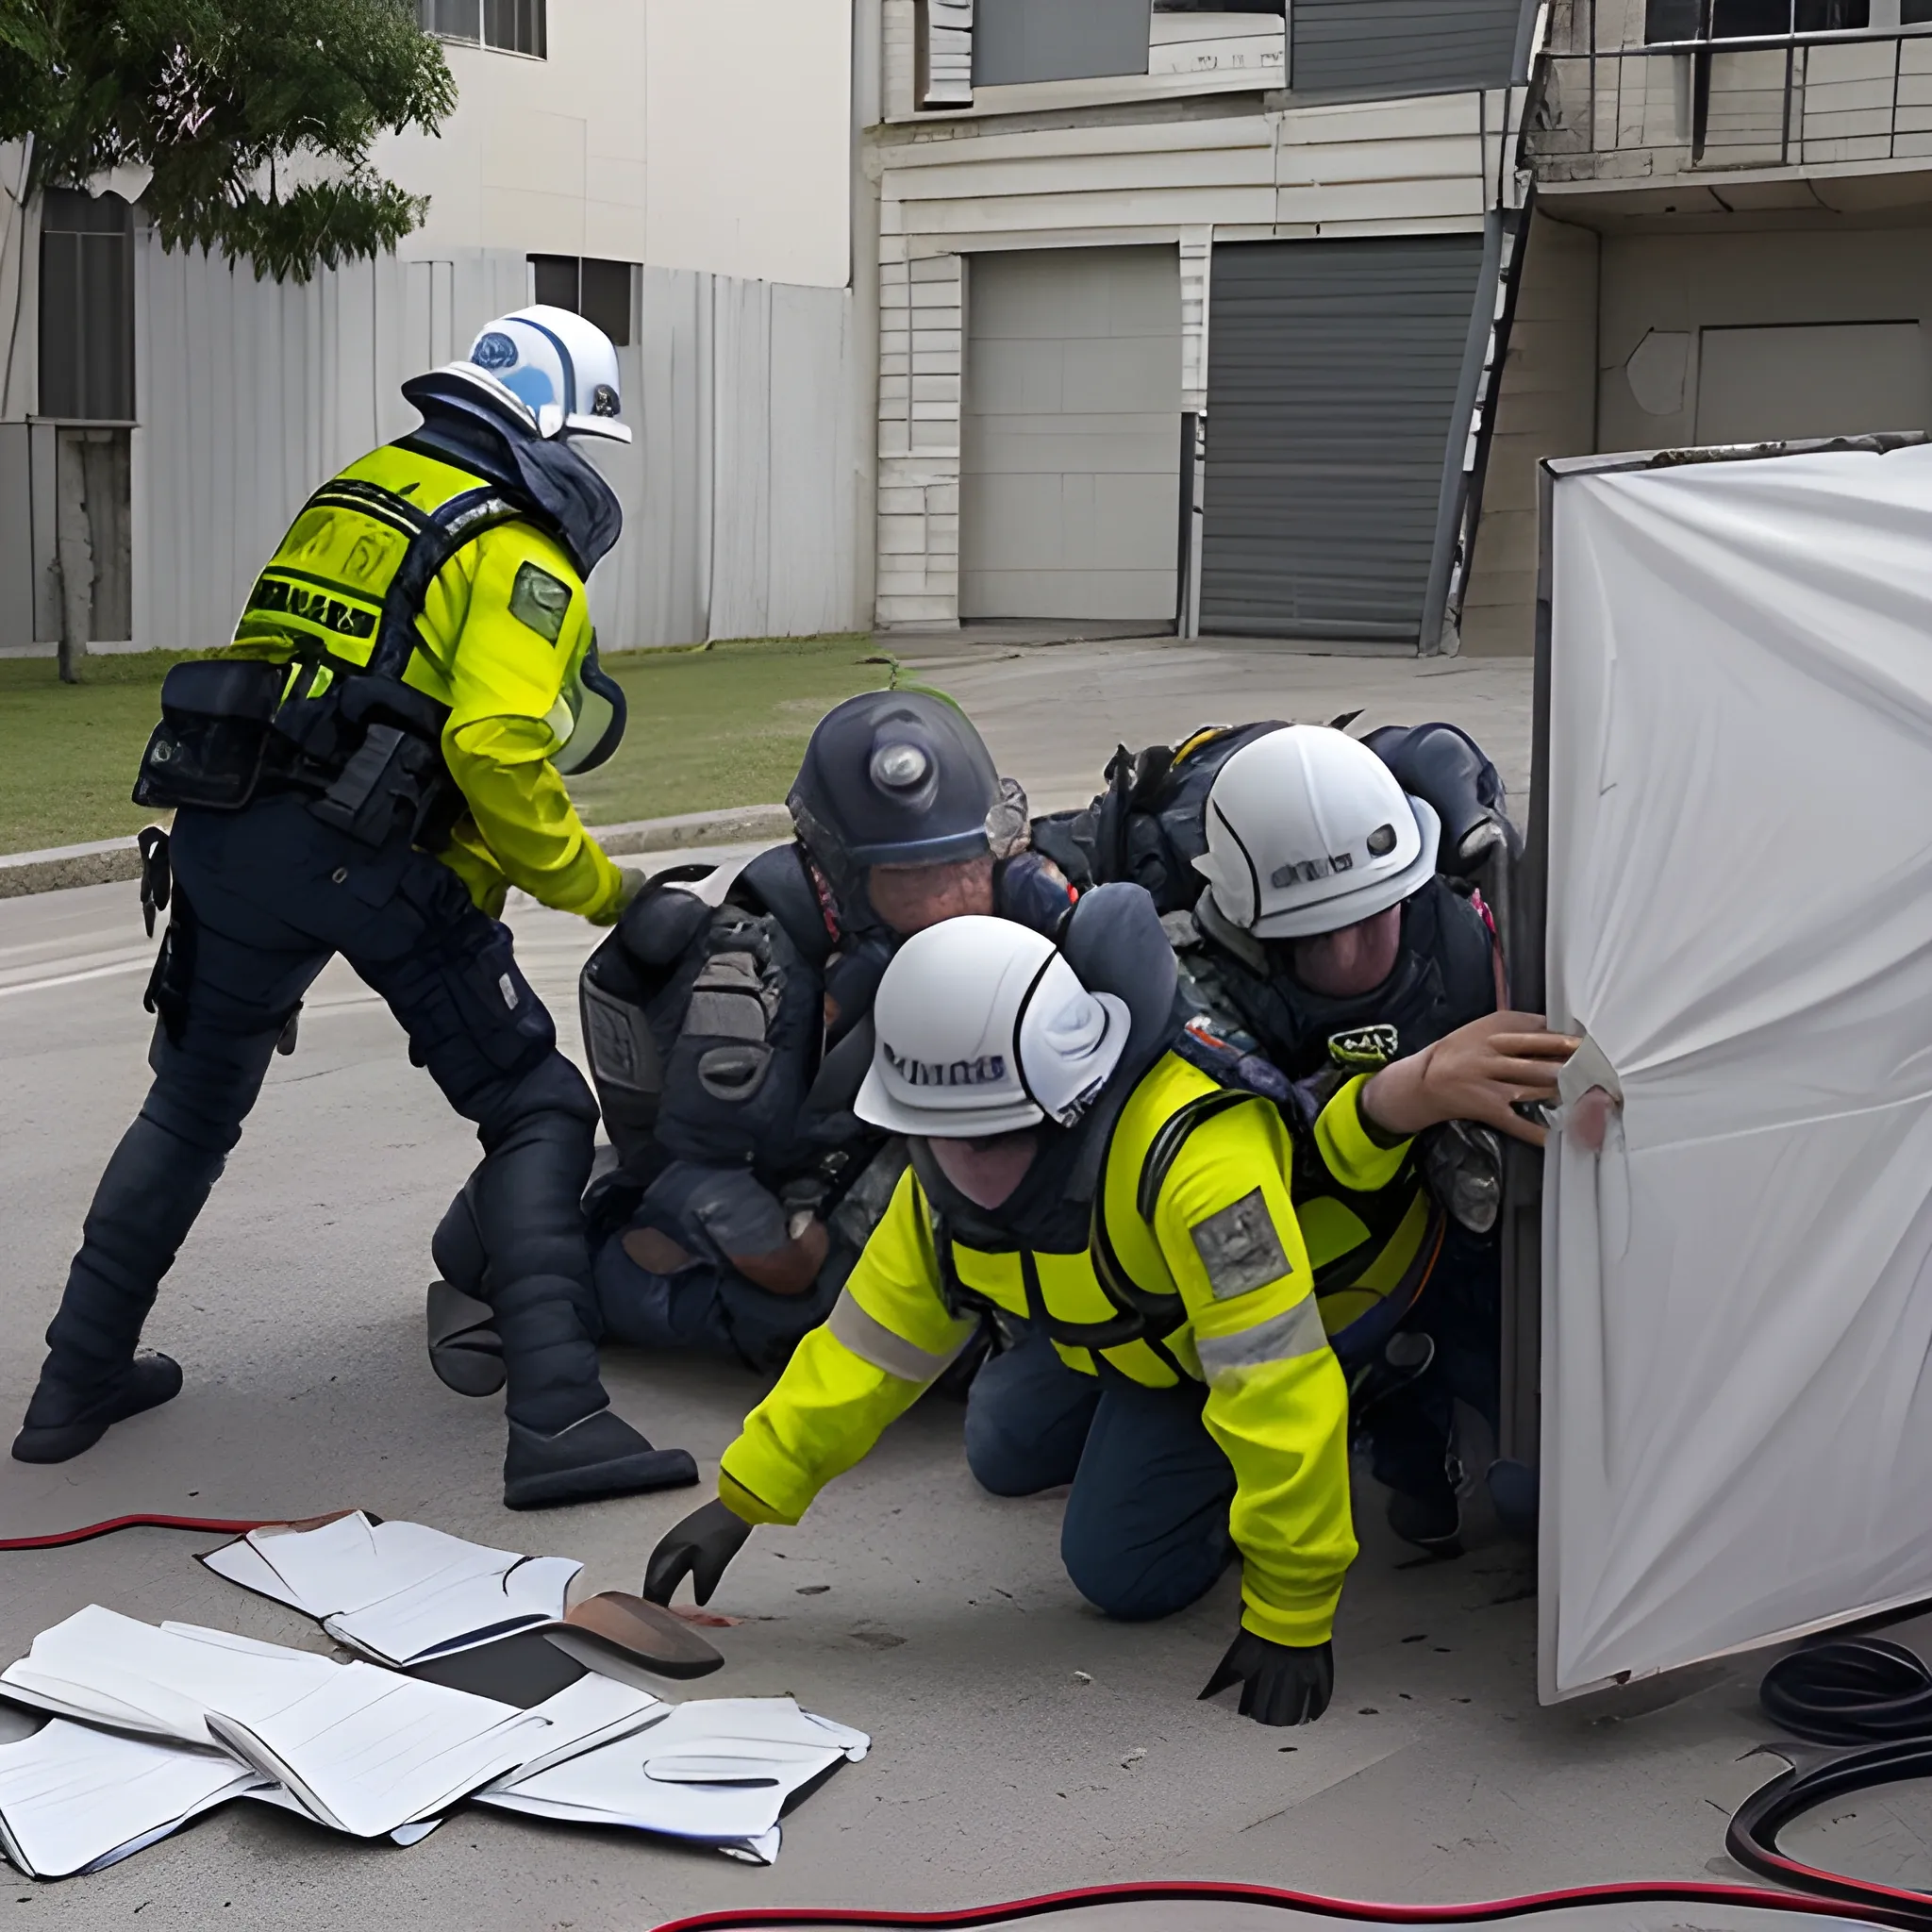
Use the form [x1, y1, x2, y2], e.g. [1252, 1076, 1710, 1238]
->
[1327, 1023, 1400, 1071]
[1191, 1189, 1293, 1301]
[508, 560, 573, 643]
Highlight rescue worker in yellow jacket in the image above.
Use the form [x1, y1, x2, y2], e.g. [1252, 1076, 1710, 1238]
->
[644, 886, 1574, 1724]
[12, 307, 699, 1509]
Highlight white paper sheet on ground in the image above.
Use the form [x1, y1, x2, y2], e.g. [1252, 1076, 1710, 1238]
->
[201, 1513, 580, 1665]
[478, 1696, 868, 1856]
[0, 1607, 340, 1747]
[491, 1672, 667, 1783]
[0, 1718, 267, 1878]
[1542, 440, 1932, 1698]
[205, 1662, 546, 1838]
[238, 1785, 444, 1847]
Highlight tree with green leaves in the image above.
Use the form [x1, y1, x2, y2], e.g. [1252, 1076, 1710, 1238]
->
[0, 0, 457, 284]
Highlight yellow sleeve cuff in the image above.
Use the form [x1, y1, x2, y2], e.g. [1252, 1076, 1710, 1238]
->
[1313, 1074, 1411, 1194]
[718, 1470, 798, 1528]
[1240, 1575, 1343, 1647]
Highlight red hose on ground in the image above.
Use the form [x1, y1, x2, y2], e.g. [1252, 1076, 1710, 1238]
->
[653, 1878, 1932, 1932]
[0, 1513, 274, 1552]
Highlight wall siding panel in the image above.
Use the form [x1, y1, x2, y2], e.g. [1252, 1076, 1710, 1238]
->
[124, 241, 858, 658]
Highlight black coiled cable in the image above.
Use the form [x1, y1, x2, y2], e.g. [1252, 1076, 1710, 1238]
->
[1759, 1639, 1932, 1745]
[1727, 1637, 1932, 1924]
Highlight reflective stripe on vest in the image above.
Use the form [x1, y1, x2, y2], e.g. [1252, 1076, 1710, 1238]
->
[232, 447, 523, 696]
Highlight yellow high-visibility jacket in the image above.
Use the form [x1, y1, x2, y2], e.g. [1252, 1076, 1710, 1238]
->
[228, 441, 625, 923]
[718, 1054, 1410, 1647]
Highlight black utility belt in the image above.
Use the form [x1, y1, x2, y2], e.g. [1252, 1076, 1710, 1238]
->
[132, 658, 460, 851]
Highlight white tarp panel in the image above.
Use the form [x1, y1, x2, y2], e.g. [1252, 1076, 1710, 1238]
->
[1541, 441, 1932, 1699]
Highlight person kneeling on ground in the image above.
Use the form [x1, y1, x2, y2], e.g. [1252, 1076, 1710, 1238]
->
[425, 689, 1073, 1392]
[642, 888, 1576, 1727]
[1040, 718, 1521, 1549]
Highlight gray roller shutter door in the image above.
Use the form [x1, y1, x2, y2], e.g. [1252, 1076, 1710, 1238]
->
[1199, 235, 1486, 644]
[1291, 0, 1526, 98]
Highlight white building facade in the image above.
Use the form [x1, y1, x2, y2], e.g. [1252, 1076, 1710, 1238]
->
[865, 0, 1541, 653]
[1468, 0, 1932, 654]
[0, 0, 870, 658]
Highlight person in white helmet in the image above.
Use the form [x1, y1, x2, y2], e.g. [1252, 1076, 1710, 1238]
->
[1180, 723, 1514, 1551]
[641, 887, 1575, 1726]
[13, 305, 702, 1510]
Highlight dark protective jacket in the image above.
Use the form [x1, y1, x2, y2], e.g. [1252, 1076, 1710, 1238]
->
[578, 841, 1074, 1235]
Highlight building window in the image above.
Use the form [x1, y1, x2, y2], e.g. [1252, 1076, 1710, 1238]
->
[419, 0, 545, 58]
[39, 189, 134, 422]
[528, 256, 635, 348]
[1647, 0, 1872, 41]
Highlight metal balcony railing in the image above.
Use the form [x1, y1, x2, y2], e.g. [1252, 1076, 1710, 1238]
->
[1528, 29, 1932, 173]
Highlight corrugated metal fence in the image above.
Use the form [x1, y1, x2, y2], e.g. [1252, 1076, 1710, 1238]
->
[126, 242, 859, 657]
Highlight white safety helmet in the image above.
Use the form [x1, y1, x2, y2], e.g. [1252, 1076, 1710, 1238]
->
[857, 917, 1130, 1138]
[1193, 724, 1441, 941]
[444, 305, 632, 443]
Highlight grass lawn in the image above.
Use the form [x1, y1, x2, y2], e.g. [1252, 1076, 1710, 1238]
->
[0, 637, 891, 856]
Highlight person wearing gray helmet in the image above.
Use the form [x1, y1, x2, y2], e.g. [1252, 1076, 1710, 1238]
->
[424, 689, 1074, 1391]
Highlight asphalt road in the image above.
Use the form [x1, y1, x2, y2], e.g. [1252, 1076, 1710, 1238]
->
[0, 646, 1837, 1930]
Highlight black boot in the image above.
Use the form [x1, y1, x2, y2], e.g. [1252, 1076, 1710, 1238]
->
[426, 1185, 505, 1396]
[503, 1410, 698, 1509]
[12, 1354, 184, 1463]
[1387, 1487, 1462, 1556]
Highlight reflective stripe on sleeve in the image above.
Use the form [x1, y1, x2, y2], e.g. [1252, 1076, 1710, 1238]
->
[826, 1289, 970, 1385]
[1194, 1296, 1329, 1380]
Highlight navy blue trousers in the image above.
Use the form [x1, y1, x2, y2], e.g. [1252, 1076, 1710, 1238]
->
[592, 1163, 842, 1373]
[41, 794, 608, 1434]
[1364, 1224, 1501, 1506]
[963, 1325, 1236, 1622]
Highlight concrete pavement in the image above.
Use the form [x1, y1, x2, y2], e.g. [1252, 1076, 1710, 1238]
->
[889, 636, 1535, 813]
[0, 646, 1845, 1931]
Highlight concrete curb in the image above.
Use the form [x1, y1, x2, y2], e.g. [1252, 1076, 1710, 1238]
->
[0, 804, 792, 902]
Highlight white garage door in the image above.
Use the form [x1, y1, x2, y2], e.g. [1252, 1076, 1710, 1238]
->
[1694, 322, 1932, 445]
[961, 246, 1181, 622]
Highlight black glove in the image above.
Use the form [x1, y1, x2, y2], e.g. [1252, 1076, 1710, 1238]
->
[643, 1498, 754, 1607]
[1198, 1631, 1334, 1726]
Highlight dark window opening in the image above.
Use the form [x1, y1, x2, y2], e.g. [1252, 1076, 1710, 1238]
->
[1649, 0, 1872, 38]
[419, 0, 545, 57]
[527, 256, 635, 348]
[1155, 1, 1282, 11]
[1907, 0, 1932, 22]
[1646, 0, 1706, 39]
[1711, 0, 1792, 34]
[1795, 0, 1869, 25]
[39, 189, 134, 423]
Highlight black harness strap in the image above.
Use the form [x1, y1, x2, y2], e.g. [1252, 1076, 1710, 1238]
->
[368, 486, 528, 683]
[1135, 1090, 1257, 1225]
